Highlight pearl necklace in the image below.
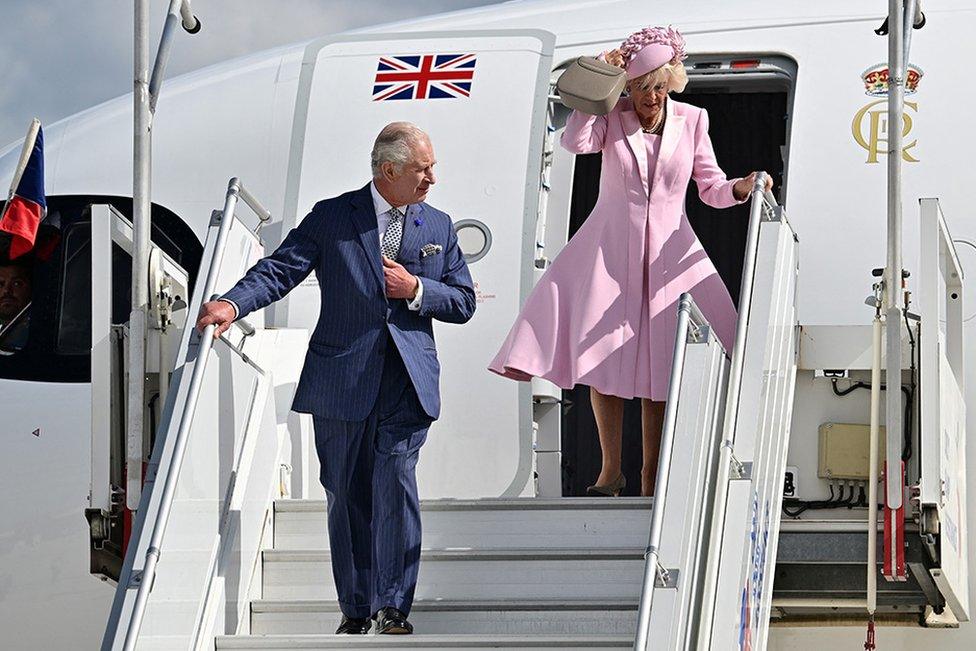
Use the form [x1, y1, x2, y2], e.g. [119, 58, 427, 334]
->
[640, 110, 664, 134]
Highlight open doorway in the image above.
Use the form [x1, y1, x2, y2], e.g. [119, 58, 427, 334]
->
[559, 56, 794, 496]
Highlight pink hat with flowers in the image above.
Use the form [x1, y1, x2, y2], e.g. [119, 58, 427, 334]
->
[619, 26, 687, 80]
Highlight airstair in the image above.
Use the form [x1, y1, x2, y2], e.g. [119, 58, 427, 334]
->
[100, 178, 792, 650]
[100, 164, 969, 651]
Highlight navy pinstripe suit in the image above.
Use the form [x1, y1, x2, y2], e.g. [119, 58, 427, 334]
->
[222, 182, 475, 617]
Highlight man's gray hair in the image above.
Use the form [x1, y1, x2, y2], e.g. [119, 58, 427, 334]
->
[371, 122, 429, 178]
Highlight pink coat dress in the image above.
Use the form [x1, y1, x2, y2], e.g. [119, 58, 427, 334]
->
[489, 97, 742, 401]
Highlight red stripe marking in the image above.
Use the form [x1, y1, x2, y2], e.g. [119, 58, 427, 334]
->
[441, 82, 471, 97]
[374, 69, 474, 84]
[378, 57, 410, 71]
[416, 55, 433, 98]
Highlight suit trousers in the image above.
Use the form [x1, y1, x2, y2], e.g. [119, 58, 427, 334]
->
[312, 345, 432, 619]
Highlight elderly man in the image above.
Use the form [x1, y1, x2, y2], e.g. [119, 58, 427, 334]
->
[196, 122, 475, 634]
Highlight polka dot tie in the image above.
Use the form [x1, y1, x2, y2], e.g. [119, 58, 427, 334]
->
[381, 206, 404, 260]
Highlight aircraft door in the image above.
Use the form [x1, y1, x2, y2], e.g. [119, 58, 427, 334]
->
[918, 198, 969, 621]
[86, 204, 189, 581]
[285, 30, 555, 498]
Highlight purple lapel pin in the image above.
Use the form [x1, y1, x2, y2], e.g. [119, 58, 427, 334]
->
[414, 217, 423, 227]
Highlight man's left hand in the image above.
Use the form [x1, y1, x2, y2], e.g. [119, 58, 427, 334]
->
[382, 256, 419, 300]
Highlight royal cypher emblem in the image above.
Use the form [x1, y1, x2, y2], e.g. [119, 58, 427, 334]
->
[861, 62, 924, 96]
[852, 62, 924, 163]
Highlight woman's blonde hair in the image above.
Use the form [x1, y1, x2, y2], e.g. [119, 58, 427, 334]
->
[627, 61, 688, 95]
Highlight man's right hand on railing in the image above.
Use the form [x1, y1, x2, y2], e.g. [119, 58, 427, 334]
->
[195, 300, 236, 338]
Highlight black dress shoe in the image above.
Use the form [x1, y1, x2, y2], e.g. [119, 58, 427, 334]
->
[335, 614, 371, 634]
[373, 607, 413, 634]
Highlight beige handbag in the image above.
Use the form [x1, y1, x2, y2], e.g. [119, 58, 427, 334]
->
[556, 56, 627, 116]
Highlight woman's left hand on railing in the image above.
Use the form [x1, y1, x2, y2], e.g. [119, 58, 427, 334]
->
[733, 171, 773, 202]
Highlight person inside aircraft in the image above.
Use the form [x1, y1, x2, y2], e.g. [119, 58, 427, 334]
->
[490, 26, 772, 497]
[0, 258, 32, 352]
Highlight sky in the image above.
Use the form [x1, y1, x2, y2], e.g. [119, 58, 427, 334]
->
[0, 0, 504, 147]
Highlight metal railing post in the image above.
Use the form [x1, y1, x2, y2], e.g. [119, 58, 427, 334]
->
[883, 0, 906, 510]
[128, 0, 200, 512]
[127, 0, 151, 512]
[868, 300, 883, 616]
[633, 293, 706, 650]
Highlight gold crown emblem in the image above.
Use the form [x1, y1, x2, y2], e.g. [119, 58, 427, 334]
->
[861, 63, 924, 96]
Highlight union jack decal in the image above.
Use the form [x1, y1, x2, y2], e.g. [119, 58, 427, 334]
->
[372, 54, 476, 101]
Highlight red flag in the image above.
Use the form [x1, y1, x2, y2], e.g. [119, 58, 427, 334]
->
[1, 120, 46, 259]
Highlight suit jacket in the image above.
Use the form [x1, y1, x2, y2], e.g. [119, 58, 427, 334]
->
[222, 183, 476, 421]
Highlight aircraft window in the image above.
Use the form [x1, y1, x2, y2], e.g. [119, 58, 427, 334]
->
[57, 223, 92, 354]
[0, 219, 91, 381]
[53, 220, 134, 356]
[454, 219, 492, 264]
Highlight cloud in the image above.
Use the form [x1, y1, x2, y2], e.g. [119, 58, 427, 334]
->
[0, 0, 502, 146]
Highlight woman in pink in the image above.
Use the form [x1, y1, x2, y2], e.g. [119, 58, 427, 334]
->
[489, 26, 771, 497]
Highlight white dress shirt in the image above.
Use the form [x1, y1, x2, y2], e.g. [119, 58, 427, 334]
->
[219, 184, 423, 318]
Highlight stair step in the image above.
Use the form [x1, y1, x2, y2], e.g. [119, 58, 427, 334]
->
[262, 548, 644, 600]
[273, 498, 652, 551]
[250, 599, 638, 635]
[215, 634, 632, 649]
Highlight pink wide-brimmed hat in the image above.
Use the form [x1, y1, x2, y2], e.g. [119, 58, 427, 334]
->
[619, 26, 687, 80]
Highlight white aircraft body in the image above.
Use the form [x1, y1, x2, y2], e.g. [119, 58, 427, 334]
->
[0, 1, 973, 649]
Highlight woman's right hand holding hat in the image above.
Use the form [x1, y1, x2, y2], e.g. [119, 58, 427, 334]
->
[600, 48, 626, 68]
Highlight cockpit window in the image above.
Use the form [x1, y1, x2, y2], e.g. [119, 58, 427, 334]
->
[0, 197, 199, 383]
[56, 223, 92, 355]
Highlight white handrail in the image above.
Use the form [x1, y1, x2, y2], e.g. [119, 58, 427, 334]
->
[695, 173, 777, 650]
[633, 293, 709, 649]
[114, 177, 269, 650]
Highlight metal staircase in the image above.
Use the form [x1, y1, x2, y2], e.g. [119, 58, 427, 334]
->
[216, 497, 647, 649]
[104, 177, 807, 650]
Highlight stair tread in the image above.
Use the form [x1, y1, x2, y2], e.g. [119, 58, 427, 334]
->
[275, 497, 652, 513]
[264, 548, 644, 561]
[216, 634, 633, 647]
[251, 598, 639, 613]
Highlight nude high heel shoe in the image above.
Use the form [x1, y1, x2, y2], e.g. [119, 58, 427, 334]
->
[586, 473, 626, 497]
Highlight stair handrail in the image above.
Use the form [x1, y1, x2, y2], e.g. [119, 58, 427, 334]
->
[633, 292, 712, 649]
[114, 177, 269, 651]
[691, 174, 779, 650]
